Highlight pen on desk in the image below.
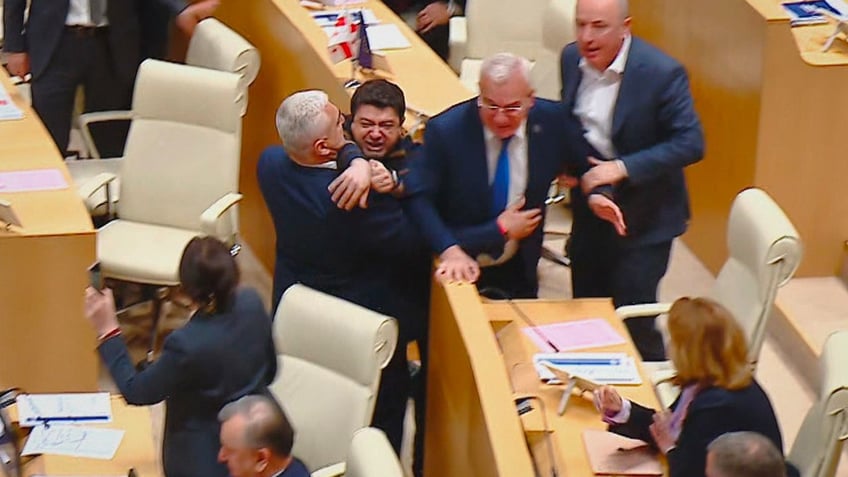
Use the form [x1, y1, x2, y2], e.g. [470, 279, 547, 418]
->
[478, 287, 562, 352]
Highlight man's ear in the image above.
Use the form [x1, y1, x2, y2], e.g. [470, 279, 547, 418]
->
[314, 137, 331, 157]
[254, 448, 271, 473]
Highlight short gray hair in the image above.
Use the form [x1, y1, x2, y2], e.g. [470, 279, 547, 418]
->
[275, 90, 331, 157]
[479, 53, 532, 86]
[707, 432, 786, 477]
[218, 395, 295, 458]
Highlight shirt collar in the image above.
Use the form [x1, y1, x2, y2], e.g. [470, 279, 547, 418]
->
[297, 160, 337, 170]
[579, 34, 632, 77]
[482, 119, 527, 146]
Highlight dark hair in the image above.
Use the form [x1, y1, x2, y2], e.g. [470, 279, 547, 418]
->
[178, 236, 239, 313]
[350, 79, 406, 121]
[218, 395, 295, 457]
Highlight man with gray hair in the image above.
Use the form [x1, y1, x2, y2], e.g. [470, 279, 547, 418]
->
[256, 90, 425, 459]
[217, 395, 309, 477]
[705, 431, 789, 477]
[403, 52, 592, 298]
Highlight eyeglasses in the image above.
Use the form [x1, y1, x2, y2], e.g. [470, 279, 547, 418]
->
[477, 98, 527, 116]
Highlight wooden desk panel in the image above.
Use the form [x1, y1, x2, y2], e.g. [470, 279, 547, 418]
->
[215, 0, 472, 272]
[0, 72, 97, 393]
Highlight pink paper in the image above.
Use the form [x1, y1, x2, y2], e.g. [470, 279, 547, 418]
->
[0, 169, 68, 192]
[522, 318, 626, 352]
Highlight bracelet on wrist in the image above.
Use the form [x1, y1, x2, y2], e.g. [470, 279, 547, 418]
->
[98, 327, 122, 342]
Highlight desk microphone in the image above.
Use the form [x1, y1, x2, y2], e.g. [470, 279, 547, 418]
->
[478, 287, 561, 353]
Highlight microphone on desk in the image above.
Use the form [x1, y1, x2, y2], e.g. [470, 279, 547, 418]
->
[478, 287, 561, 353]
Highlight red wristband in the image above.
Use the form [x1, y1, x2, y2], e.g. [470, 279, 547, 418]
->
[98, 327, 122, 343]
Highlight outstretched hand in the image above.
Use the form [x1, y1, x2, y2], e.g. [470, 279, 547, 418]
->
[588, 194, 626, 236]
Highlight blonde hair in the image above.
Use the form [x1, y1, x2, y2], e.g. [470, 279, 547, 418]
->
[668, 297, 752, 390]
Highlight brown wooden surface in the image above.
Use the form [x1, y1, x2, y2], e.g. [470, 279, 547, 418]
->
[631, 0, 848, 277]
[15, 396, 162, 477]
[0, 71, 98, 393]
[215, 0, 473, 273]
[426, 282, 663, 477]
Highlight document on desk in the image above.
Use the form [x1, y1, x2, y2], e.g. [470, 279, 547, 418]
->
[0, 85, 23, 121]
[311, 9, 379, 27]
[534, 353, 643, 385]
[366, 24, 411, 51]
[0, 169, 69, 193]
[522, 318, 626, 352]
[22, 425, 124, 460]
[17, 393, 112, 427]
[582, 429, 662, 475]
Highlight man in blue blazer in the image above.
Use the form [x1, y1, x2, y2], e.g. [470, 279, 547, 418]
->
[405, 53, 590, 299]
[257, 90, 425, 457]
[561, 0, 705, 360]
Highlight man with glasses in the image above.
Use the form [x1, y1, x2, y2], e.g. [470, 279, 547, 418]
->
[404, 52, 591, 299]
[560, 0, 704, 361]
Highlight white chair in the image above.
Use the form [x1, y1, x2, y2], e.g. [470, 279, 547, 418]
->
[447, 0, 576, 99]
[79, 59, 244, 355]
[788, 331, 848, 477]
[71, 17, 259, 212]
[269, 285, 398, 477]
[617, 188, 802, 406]
[343, 428, 405, 477]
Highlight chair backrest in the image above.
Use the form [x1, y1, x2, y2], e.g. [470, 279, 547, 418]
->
[344, 428, 405, 477]
[532, 0, 577, 99]
[789, 331, 848, 477]
[117, 59, 243, 233]
[186, 18, 260, 114]
[270, 285, 398, 472]
[464, 0, 550, 61]
[709, 188, 801, 365]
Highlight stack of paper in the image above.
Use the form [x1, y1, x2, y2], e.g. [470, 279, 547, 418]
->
[782, 0, 845, 25]
[522, 318, 626, 352]
[534, 353, 642, 385]
[0, 85, 23, 121]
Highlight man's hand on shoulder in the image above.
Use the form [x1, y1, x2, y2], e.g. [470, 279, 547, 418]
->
[435, 245, 480, 284]
[175, 0, 220, 36]
[496, 196, 542, 241]
[587, 194, 627, 236]
[6, 52, 30, 78]
[329, 158, 371, 210]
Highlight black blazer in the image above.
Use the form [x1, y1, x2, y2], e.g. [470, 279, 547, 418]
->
[404, 98, 587, 296]
[560, 37, 705, 246]
[257, 146, 425, 339]
[610, 381, 784, 477]
[2, 0, 186, 85]
[98, 287, 277, 477]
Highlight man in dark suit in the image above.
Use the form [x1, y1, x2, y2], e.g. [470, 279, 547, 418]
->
[2, 0, 211, 157]
[560, 0, 704, 360]
[405, 52, 589, 299]
[218, 395, 310, 477]
[257, 90, 425, 458]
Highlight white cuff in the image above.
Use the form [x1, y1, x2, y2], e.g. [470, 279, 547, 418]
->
[606, 398, 632, 424]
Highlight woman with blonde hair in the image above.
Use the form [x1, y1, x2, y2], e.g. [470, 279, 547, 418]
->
[594, 297, 788, 477]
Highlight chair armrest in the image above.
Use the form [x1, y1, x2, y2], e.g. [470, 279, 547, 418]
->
[447, 16, 467, 74]
[200, 192, 243, 240]
[310, 462, 345, 477]
[78, 110, 134, 159]
[77, 172, 118, 216]
[615, 303, 671, 319]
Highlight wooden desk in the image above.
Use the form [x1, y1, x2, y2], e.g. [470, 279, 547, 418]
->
[0, 72, 98, 392]
[631, 0, 848, 277]
[215, 0, 473, 273]
[15, 396, 161, 477]
[426, 282, 662, 476]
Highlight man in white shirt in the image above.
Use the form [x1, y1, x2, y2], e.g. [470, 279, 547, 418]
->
[560, 0, 704, 360]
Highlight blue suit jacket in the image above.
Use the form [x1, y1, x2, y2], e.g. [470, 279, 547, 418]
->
[257, 146, 425, 337]
[561, 37, 704, 246]
[98, 288, 277, 477]
[404, 98, 586, 296]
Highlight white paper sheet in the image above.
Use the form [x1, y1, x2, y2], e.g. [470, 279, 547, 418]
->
[534, 353, 643, 385]
[17, 393, 112, 427]
[22, 425, 124, 460]
[0, 86, 23, 121]
[366, 24, 411, 51]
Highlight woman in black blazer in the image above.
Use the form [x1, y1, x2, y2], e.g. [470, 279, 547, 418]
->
[594, 297, 788, 477]
[85, 237, 277, 477]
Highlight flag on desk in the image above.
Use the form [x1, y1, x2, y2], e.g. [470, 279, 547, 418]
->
[327, 11, 360, 64]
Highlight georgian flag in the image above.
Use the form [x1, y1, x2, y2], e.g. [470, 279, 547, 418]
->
[328, 11, 360, 64]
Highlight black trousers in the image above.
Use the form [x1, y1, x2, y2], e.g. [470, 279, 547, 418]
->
[31, 27, 131, 157]
[570, 216, 672, 361]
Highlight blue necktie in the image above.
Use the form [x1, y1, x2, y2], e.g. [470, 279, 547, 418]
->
[492, 136, 512, 213]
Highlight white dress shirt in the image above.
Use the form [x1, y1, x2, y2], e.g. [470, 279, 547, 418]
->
[574, 35, 632, 159]
[66, 0, 109, 27]
[483, 120, 528, 210]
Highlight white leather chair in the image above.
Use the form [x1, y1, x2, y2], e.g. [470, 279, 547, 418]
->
[79, 59, 244, 355]
[71, 17, 259, 213]
[269, 285, 398, 477]
[448, 0, 576, 99]
[617, 188, 802, 406]
[789, 331, 848, 477]
[343, 428, 405, 477]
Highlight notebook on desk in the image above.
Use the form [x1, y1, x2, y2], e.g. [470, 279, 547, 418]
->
[582, 429, 662, 476]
